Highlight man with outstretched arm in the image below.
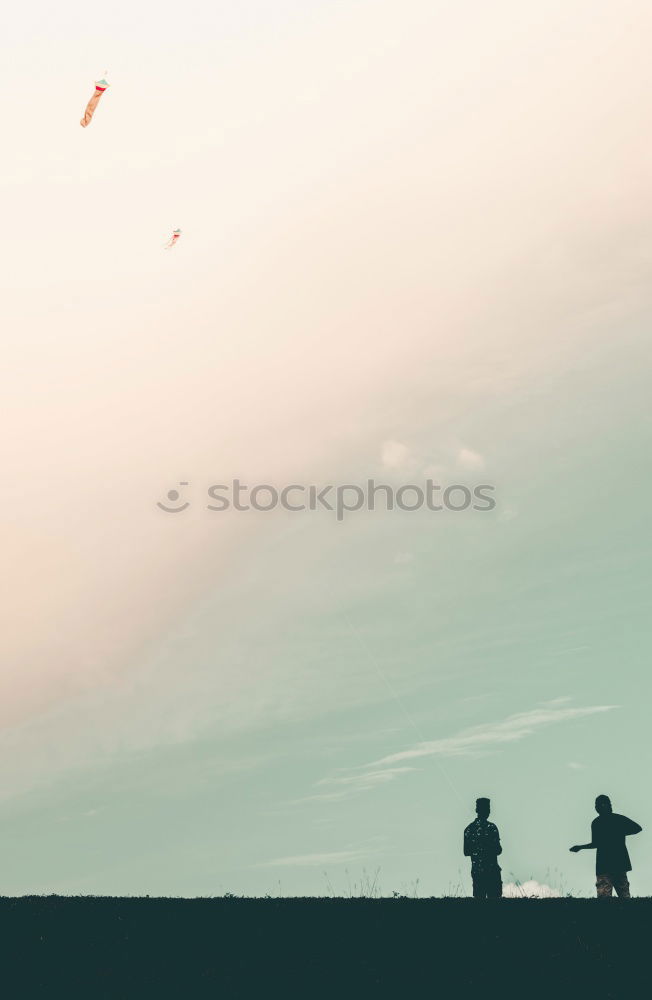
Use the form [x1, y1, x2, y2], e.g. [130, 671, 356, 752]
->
[569, 794, 642, 898]
[464, 797, 503, 899]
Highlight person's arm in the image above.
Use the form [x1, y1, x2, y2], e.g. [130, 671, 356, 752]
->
[570, 820, 596, 853]
[494, 827, 503, 857]
[463, 828, 471, 857]
[622, 816, 642, 836]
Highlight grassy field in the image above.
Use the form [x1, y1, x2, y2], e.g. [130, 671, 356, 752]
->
[1, 896, 648, 998]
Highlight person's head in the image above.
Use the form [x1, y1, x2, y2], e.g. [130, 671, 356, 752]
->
[595, 795, 612, 815]
[476, 797, 491, 820]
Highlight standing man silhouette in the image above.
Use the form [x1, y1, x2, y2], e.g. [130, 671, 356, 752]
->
[464, 797, 503, 899]
[569, 795, 642, 898]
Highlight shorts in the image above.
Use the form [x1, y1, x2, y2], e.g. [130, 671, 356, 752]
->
[596, 873, 630, 898]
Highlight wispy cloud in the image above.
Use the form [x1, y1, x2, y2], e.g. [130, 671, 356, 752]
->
[303, 702, 616, 806]
[298, 767, 416, 803]
[256, 848, 378, 868]
[457, 447, 485, 471]
[380, 439, 412, 469]
[421, 462, 446, 481]
[394, 551, 415, 565]
[368, 702, 617, 768]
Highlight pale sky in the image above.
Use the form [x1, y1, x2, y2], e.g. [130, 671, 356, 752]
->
[2, 0, 652, 896]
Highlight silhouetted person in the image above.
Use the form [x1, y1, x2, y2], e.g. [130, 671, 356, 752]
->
[570, 795, 642, 898]
[464, 797, 502, 899]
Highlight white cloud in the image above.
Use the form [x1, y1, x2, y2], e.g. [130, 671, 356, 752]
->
[503, 880, 561, 898]
[457, 447, 485, 471]
[368, 702, 617, 768]
[567, 761, 585, 770]
[381, 439, 411, 469]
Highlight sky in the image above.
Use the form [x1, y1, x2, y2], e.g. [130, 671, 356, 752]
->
[2, 0, 652, 897]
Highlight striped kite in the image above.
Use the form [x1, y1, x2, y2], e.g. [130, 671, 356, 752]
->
[80, 78, 109, 128]
[164, 229, 182, 249]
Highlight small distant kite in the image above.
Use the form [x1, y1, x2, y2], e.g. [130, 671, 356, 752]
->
[80, 78, 109, 128]
[164, 229, 182, 249]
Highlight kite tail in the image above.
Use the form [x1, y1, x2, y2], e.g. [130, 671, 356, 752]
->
[80, 82, 108, 128]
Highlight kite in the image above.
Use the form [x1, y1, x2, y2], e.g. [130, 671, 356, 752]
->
[80, 78, 109, 128]
[164, 229, 182, 249]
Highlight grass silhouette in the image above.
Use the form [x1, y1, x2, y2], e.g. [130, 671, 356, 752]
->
[1, 894, 649, 998]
